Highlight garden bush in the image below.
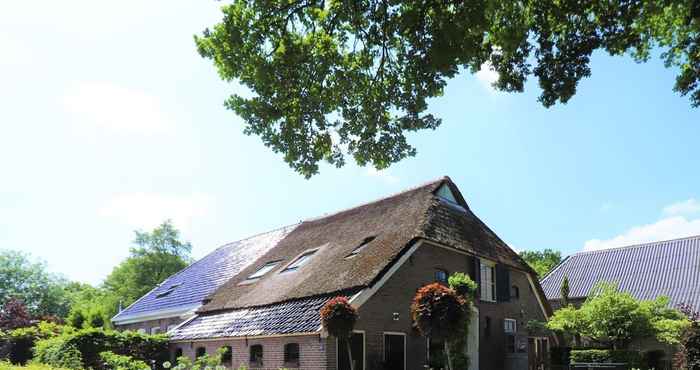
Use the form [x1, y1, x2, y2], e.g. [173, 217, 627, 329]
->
[34, 328, 168, 370]
[99, 351, 148, 370]
[570, 349, 642, 367]
[0, 323, 68, 365]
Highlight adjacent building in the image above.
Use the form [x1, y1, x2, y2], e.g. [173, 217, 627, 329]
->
[113, 177, 554, 370]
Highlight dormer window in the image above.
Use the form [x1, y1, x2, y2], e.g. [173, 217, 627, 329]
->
[155, 283, 181, 298]
[346, 236, 376, 258]
[282, 250, 317, 272]
[246, 261, 280, 280]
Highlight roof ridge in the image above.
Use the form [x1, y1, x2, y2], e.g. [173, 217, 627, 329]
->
[574, 234, 700, 256]
[214, 223, 300, 251]
[302, 176, 448, 223]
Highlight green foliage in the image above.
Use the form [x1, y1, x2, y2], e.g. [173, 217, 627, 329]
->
[34, 328, 168, 370]
[547, 283, 689, 349]
[0, 361, 73, 370]
[0, 250, 71, 318]
[0, 322, 69, 365]
[99, 351, 148, 370]
[519, 249, 562, 278]
[103, 220, 191, 308]
[570, 349, 642, 367]
[447, 273, 477, 298]
[171, 348, 227, 370]
[560, 275, 570, 306]
[196, 1, 700, 177]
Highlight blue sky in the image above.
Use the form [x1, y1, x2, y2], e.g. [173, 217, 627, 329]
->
[1, 1, 699, 284]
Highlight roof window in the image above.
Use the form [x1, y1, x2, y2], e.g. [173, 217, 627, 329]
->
[246, 261, 280, 280]
[346, 236, 376, 258]
[436, 184, 458, 204]
[155, 283, 181, 298]
[282, 250, 317, 272]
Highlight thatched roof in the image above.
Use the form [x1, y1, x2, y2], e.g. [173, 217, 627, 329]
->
[200, 176, 532, 313]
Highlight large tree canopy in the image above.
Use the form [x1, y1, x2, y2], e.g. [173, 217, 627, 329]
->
[197, 0, 700, 177]
[519, 248, 562, 278]
[0, 250, 70, 318]
[103, 220, 192, 307]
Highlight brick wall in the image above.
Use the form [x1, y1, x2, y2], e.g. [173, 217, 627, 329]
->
[170, 335, 331, 370]
[346, 241, 549, 370]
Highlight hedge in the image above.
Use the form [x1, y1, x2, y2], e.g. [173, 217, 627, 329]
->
[570, 349, 642, 367]
[0, 323, 67, 365]
[34, 328, 168, 370]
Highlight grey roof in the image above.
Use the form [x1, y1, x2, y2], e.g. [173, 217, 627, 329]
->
[541, 235, 700, 310]
[169, 294, 348, 341]
[112, 225, 296, 323]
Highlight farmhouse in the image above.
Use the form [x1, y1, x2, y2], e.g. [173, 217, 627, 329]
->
[112, 177, 553, 370]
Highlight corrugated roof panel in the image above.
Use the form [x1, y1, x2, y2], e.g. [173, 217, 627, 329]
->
[541, 235, 700, 310]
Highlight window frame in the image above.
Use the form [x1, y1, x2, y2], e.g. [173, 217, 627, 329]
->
[281, 249, 319, 273]
[249, 344, 264, 367]
[434, 268, 449, 284]
[336, 330, 365, 370]
[242, 260, 281, 283]
[221, 345, 232, 364]
[479, 259, 497, 302]
[346, 236, 376, 258]
[382, 332, 407, 370]
[283, 342, 300, 367]
[504, 318, 517, 334]
[151, 326, 161, 334]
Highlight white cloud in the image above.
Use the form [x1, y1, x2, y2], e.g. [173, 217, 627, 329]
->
[475, 62, 499, 92]
[62, 82, 172, 135]
[663, 198, 700, 217]
[99, 192, 213, 232]
[584, 216, 700, 251]
[365, 168, 399, 184]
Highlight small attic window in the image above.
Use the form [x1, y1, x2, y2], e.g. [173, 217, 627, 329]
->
[436, 184, 458, 204]
[282, 250, 317, 272]
[155, 283, 181, 298]
[246, 261, 280, 280]
[346, 236, 376, 258]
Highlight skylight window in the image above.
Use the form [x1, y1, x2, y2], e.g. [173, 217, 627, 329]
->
[155, 283, 181, 298]
[246, 261, 280, 280]
[346, 236, 376, 258]
[282, 250, 317, 272]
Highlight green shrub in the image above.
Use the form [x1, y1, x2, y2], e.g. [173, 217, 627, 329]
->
[448, 272, 477, 298]
[0, 360, 72, 370]
[34, 328, 167, 370]
[0, 322, 69, 365]
[33, 338, 83, 370]
[99, 351, 148, 370]
[570, 349, 641, 367]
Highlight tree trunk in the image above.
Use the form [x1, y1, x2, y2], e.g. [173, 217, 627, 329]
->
[444, 340, 454, 370]
[346, 336, 355, 370]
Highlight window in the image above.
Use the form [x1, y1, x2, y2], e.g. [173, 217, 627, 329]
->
[246, 261, 280, 280]
[221, 346, 232, 364]
[174, 348, 183, 360]
[434, 269, 448, 284]
[137, 328, 146, 334]
[436, 184, 458, 203]
[151, 327, 161, 334]
[346, 236, 376, 258]
[156, 283, 182, 298]
[282, 250, 317, 272]
[511, 285, 520, 300]
[284, 343, 300, 367]
[504, 318, 517, 334]
[338, 332, 364, 370]
[250, 344, 263, 366]
[196, 347, 206, 358]
[480, 259, 496, 302]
